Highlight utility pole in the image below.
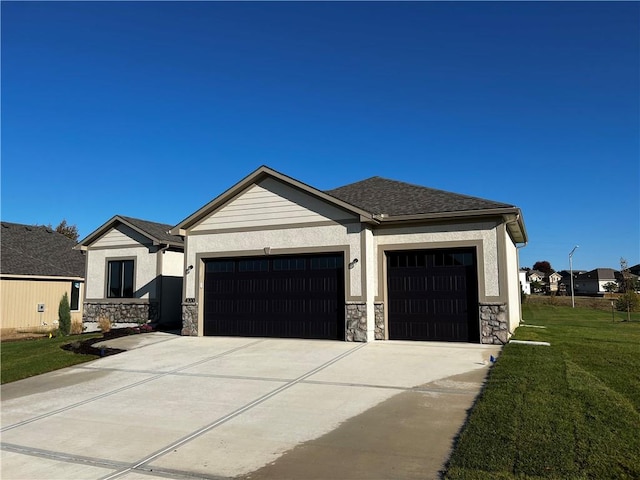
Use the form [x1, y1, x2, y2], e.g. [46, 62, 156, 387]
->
[569, 246, 579, 308]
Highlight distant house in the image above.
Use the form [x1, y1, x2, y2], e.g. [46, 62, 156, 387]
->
[75, 216, 184, 329]
[0, 222, 85, 336]
[526, 270, 545, 293]
[519, 269, 531, 295]
[574, 268, 619, 296]
[558, 269, 586, 295]
[547, 272, 562, 293]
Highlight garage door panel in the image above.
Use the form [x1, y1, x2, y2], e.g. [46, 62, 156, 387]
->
[204, 254, 344, 340]
[387, 249, 479, 342]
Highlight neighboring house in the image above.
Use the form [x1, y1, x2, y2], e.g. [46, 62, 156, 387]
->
[526, 270, 545, 293]
[0, 222, 85, 336]
[574, 268, 619, 296]
[519, 269, 531, 295]
[169, 166, 528, 344]
[558, 269, 586, 295]
[76, 216, 184, 329]
[547, 272, 562, 293]
[629, 264, 640, 277]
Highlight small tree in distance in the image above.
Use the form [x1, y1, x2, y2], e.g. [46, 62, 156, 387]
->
[55, 220, 79, 243]
[533, 261, 554, 275]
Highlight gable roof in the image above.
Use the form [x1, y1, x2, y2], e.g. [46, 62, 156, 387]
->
[576, 268, 618, 282]
[1, 222, 85, 278]
[171, 166, 527, 243]
[325, 177, 514, 216]
[170, 166, 375, 234]
[77, 215, 184, 250]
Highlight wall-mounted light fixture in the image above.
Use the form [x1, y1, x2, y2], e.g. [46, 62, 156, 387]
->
[185, 265, 194, 274]
[264, 247, 271, 255]
[348, 258, 359, 269]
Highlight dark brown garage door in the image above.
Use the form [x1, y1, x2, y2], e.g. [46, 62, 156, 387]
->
[203, 253, 344, 340]
[387, 248, 479, 342]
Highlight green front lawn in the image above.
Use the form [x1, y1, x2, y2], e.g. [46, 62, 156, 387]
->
[445, 304, 640, 479]
[1, 333, 103, 384]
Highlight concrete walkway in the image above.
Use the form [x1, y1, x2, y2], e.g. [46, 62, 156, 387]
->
[1, 334, 500, 480]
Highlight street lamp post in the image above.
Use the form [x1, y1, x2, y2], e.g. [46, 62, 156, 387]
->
[569, 245, 579, 308]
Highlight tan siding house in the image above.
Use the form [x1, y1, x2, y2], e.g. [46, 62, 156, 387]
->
[0, 222, 85, 336]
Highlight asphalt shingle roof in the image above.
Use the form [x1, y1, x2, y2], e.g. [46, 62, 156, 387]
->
[118, 216, 183, 245]
[1, 222, 85, 277]
[325, 177, 513, 216]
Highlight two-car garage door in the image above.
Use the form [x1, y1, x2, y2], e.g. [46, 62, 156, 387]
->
[203, 253, 345, 340]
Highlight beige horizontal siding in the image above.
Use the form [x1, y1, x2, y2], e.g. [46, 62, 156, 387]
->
[192, 178, 355, 231]
[1, 278, 83, 330]
[92, 224, 151, 248]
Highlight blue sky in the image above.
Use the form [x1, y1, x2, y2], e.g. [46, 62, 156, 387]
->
[2, 1, 638, 272]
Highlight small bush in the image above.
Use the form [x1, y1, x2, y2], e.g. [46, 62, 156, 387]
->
[616, 291, 640, 313]
[70, 320, 84, 335]
[58, 293, 71, 336]
[140, 323, 153, 333]
[97, 316, 112, 333]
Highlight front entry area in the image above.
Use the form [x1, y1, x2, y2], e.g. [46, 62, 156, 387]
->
[387, 248, 480, 342]
[203, 253, 345, 340]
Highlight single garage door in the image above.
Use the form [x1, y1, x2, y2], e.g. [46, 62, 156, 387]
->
[387, 248, 479, 342]
[203, 253, 344, 340]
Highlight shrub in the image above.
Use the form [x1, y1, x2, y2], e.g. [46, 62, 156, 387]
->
[70, 320, 84, 335]
[58, 293, 71, 336]
[97, 316, 112, 333]
[140, 323, 153, 333]
[616, 291, 640, 313]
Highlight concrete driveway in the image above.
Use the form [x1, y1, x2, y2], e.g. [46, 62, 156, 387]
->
[1, 334, 500, 480]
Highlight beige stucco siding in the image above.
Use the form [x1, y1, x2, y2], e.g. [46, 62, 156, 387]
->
[374, 221, 500, 299]
[191, 178, 356, 232]
[503, 227, 522, 331]
[85, 246, 157, 300]
[161, 250, 184, 277]
[185, 223, 363, 301]
[1, 278, 83, 331]
[92, 224, 152, 248]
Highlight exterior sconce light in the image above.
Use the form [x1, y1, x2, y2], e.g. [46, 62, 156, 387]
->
[348, 258, 359, 269]
[185, 265, 194, 274]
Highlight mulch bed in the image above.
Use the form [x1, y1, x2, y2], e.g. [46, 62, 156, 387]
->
[61, 328, 142, 357]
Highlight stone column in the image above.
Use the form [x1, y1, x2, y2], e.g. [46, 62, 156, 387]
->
[374, 303, 385, 340]
[479, 302, 509, 344]
[345, 303, 368, 342]
[181, 303, 198, 336]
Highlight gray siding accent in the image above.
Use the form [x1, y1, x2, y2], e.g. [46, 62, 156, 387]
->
[92, 225, 152, 248]
[191, 177, 356, 232]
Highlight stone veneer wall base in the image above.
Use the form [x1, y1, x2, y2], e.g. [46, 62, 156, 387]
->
[480, 302, 509, 344]
[83, 301, 158, 324]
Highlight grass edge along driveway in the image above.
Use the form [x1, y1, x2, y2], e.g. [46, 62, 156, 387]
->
[445, 303, 640, 480]
[1, 333, 102, 384]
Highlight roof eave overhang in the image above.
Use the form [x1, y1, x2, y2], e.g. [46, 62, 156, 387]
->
[170, 166, 377, 234]
[376, 207, 528, 243]
[1, 273, 85, 281]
